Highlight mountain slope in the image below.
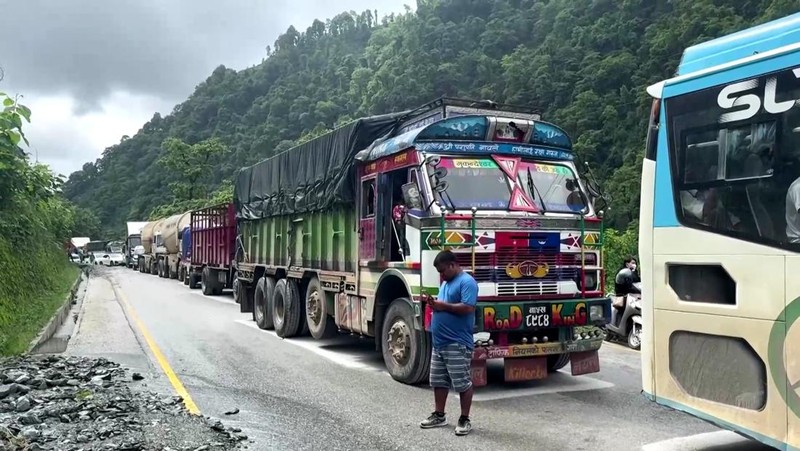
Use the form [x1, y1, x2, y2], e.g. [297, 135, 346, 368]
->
[63, 0, 799, 236]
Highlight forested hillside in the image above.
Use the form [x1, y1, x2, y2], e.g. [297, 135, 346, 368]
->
[63, 0, 799, 236]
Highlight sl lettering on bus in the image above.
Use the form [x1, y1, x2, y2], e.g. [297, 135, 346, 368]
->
[551, 302, 588, 326]
[483, 306, 523, 330]
[717, 68, 800, 123]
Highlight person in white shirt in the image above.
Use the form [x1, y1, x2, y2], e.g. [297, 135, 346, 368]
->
[785, 176, 800, 243]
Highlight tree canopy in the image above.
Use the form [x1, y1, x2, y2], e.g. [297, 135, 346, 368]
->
[62, 0, 800, 237]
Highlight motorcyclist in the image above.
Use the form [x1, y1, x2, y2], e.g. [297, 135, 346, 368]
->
[614, 256, 641, 299]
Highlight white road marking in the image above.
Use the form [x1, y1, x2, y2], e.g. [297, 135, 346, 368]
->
[641, 431, 765, 450]
[472, 373, 614, 401]
[193, 292, 237, 305]
[234, 320, 381, 371]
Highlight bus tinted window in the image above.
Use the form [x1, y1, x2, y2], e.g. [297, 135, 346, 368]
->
[666, 65, 800, 249]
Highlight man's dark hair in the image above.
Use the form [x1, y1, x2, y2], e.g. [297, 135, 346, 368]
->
[433, 250, 458, 267]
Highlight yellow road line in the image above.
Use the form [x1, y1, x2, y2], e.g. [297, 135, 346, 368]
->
[114, 285, 200, 415]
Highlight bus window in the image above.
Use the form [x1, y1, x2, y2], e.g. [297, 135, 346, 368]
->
[667, 64, 800, 248]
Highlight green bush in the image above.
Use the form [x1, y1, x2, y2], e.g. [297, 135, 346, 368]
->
[602, 225, 639, 294]
[0, 91, 82, 355]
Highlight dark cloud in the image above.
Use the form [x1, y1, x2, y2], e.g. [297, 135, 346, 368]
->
[0, 0, 411, 111]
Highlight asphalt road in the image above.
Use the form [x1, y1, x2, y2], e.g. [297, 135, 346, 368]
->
[67, 266, 775, 451]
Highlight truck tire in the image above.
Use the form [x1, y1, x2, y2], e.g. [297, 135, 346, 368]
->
[169, 263, 178, 280]
[381, 299, 431, 385]
[254, 276, 275, 330]
[305, 277, 336, 340]
[182, 266, 189, 285]
[273, 279, 302, 338]
[201, 267, 214, 295]
[189, 271, 200, 289]
[547, 353, 571, 372]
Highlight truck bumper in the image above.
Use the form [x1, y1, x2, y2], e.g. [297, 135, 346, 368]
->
[469, 335, 603, 386]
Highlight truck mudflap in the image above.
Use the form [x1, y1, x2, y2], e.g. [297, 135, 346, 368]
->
[469, 336, 604, 387]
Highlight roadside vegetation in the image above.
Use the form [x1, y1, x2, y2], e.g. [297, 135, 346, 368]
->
[0, 91, 83, 355]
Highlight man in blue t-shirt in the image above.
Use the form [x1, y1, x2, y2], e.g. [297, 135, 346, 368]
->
[420, 250, 478, 436]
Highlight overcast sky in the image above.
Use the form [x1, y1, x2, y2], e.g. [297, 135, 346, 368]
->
[0, 0, 414, 177]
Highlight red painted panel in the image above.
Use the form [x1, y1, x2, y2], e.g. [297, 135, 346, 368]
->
[362, 149, 419, 176]
[504, 357, 548, 382]
[359, 218, 376, 261]
[570, 350, 600, 375]
[190, 203, 236, 269]
[471, 359, 488, 387]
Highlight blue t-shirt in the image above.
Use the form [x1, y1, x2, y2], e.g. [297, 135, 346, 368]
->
[431, 271, 478, 350]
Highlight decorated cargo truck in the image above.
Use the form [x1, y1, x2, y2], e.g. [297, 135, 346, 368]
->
[234, 98, 612, 386]
[183, 203, 237, 295]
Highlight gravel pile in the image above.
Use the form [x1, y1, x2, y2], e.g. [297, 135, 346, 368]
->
[0, 355, 246, 451]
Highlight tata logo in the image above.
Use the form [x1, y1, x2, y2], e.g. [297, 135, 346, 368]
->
[505, 261, 549, 279]
[717, 67, 800, 123]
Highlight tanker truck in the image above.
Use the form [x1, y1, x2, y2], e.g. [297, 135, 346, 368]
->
[155, 211, 191, 279]
[138, 219, 164, 274]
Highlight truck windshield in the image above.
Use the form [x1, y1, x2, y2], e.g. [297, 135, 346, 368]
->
[517, 162, 588, 213]
[438, 158, 511, 209]
[128, 237, 141, 247]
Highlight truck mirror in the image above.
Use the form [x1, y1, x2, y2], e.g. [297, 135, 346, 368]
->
[401, 183, 423, 210]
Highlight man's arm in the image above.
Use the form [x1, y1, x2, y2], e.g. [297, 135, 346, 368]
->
[432, 279, 477, 315]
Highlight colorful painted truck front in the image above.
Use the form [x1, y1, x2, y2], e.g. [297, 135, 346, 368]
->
[235, 98, 612, 385]
[184, 203, 237, 295]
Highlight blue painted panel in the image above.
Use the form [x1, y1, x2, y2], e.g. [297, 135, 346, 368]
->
[653, 99, 679, 228]
[678, 13, 800, 76]
[416, 116, 489, 141]
[531, 122, 572, 149]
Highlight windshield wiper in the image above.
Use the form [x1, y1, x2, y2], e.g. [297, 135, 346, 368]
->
[525, 167, 548, 214]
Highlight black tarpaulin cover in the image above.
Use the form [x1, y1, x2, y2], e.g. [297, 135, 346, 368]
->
[235, 112, 405, 220]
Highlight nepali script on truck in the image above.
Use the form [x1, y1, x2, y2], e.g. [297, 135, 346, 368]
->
[639, 12, 800, 450]
[234, 98, 613, 386]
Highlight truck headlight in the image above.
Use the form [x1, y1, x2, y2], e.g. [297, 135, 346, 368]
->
[590, 305, 604, 321]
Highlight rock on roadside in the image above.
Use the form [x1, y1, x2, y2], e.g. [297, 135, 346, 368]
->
[0, 355, 246, 450]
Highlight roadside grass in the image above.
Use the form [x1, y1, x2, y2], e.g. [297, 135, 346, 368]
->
[0, 238, 80, 356]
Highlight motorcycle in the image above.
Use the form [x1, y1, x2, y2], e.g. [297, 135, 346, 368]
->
[604, 284, 642, 350]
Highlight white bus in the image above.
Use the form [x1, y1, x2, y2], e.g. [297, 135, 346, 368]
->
[639, 12, 800, 449]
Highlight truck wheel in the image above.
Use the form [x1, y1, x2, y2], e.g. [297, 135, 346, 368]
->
[182, 267, 189, 285]
[273, 279, 301, 338]
[305, 277, 336, 340]
[201, 267, 215, 295]
[381, 299, 431, 385]
[189, 272, 200, 289]
[254, 277, 275, 330]
[170, 264, 178, 280]
[547, 353, 571, 372]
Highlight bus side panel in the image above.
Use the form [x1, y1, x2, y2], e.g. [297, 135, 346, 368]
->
[653, 310, 787, 445]
[785, 255, 800, 449]
[639, 157, 657, 397]
[240, 207, 357, 273]
[652, 228, 785, 321]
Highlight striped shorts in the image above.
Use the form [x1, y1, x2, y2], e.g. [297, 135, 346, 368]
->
[429, 343, 473, 393]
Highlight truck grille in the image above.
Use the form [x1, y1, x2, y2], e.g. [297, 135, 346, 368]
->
[455, 252, 579, 284]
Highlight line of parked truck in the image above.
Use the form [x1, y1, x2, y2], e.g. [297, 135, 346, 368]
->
[125, 203, 237, 296]
[119, 97, 614, 387]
